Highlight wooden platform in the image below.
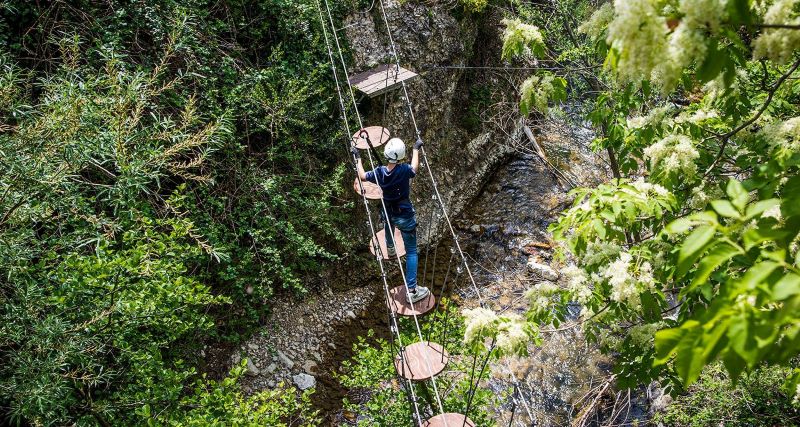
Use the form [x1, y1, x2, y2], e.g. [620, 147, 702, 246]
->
[394, 341, 448, 381]
[387, 285, 435, 316]
[353, 177, 382, 199]
[352, 126, 390, 150]
[369, 228, 405, 259]
[348, 64, 418, 97]
[424, 413, 475, 427]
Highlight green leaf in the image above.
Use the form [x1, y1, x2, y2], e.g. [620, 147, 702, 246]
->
[592, 218, 606, 239]
[722, 350, 747, 384]
[739, 261, 780, 291]
[743, 226, 789, 250]
[773, 273, 800, 300]
[726, 179, 748, 212]
[674, 325, 705, 385]
[688, 242, 741, 291]
[727, 313, 758, 368]
[677, 225, 716, 278]
[654, 327, 687, 366]
[710, 200, 741, 218]
[697, 39, 724, 83]
[744, 198, 780, 220]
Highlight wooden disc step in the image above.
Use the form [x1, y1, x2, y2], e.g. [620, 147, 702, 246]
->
[369, 228, 405, 259]
[387, 285, 435, 316]
[424, 413, 475, 427]
[394, 341, 448, 381]
[352, 126, 390, 150]
[353, 177, 382, 199]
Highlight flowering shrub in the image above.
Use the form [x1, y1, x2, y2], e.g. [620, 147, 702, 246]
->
[502, 0, 800, 401]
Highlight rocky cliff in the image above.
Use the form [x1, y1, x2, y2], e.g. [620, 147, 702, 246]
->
[343, 1, 517, 243]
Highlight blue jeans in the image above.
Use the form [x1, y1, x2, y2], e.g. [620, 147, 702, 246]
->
[383, 210, 418, 290]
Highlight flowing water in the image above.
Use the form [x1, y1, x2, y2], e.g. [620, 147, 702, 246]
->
[313, 120, 651, 424]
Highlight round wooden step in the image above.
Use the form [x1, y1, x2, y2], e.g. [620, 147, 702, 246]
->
[387, 285, 435, 316]
[353, 177, 382, 199]
[394, 341, 448, 381]
[369, 228, 405, 260]
[352, 126, 390, 150]
[424, 413, 475, 427]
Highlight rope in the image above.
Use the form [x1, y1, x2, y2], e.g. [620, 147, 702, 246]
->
[375, 0, 485, 308]
[319, 0, 450, 421]
[373, 3, 547, 425]
[314, 2, 424, 424]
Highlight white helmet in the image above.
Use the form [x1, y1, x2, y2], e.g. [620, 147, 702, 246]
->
[384, 138, 406, 163]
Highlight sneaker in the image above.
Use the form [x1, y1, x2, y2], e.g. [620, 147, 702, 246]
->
[386, 246, 396, 258]
[407, 286, 430, 304]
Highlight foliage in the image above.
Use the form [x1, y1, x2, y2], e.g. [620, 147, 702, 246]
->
[500, 0, 800, 409]
[0, 0, 355, 424]
[338, 302, 497, 426]
[148, 361, 319, 426]
[653, 363, 800, 426]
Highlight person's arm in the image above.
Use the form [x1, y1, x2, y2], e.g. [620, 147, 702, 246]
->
[411, 138, 423, 173]
[352, 147, 368, 181]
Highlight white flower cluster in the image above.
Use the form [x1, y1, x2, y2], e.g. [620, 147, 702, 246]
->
[582, 240, 623, 267]
[631, 177, 670, 197]
[628, 321, 666, 347]
[675, 108, 719, 124]
[562, 264, 593, 303]
[463, 308, 530, 355]
[606, 0, 726, 91]
[643, 134, 700, 177]
[525, 280, 559, 313]
[753, 0, 800, 64]
[520, 75, 557, 113]
[502, 18, 544, 58]
[627, 105, 675, 129]
[578, 3, 615, 40]
[606, 0, 669, 86]
[463, 307, 499, 346]
[687, 184, 724, 210]
[495, 314, 529, 355]
[761, 116, 800, 154]
[601, 252, 656, 307]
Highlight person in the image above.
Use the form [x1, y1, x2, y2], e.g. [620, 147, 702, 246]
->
[352, 137, 431, 304]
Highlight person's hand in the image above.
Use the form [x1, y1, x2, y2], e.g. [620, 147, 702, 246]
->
[413, 138, 424, 150]
[351, 146, 361, 159]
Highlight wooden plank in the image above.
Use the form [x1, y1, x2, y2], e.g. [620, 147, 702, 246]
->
[348, 64, 418, 97]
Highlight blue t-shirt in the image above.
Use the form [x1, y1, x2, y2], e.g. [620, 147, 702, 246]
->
[366, 163, 416, 212]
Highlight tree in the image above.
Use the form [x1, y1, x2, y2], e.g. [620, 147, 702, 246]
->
[494, 0, 800, 404]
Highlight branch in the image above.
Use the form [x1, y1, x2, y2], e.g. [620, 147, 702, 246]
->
[703, 57, 800, 177]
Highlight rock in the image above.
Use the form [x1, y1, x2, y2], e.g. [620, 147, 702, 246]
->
[267, 380, 276, 388]
[231, 353, 241, 365]
[311, 351, 322, 363]
[293, 373, 316, 391]
[328, 342, 337, 350]
[245, 359, 260, 376]
[303, 360, 317, 374]
[527, 259, 559, 281]
[265, 363, 277, 374]
[247, 342, 258, 351]
[648, 381, 673, 414]
[345, 310, 357, 320]
[277, 350, 294, 369]
[470, 224, 482, 233]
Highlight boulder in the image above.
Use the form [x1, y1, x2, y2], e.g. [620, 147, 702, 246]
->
[527, 259, 559, 281]
[277, 350, 294, 369]
[293, 373, 316, 391]
[245, 359, 260, 376]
